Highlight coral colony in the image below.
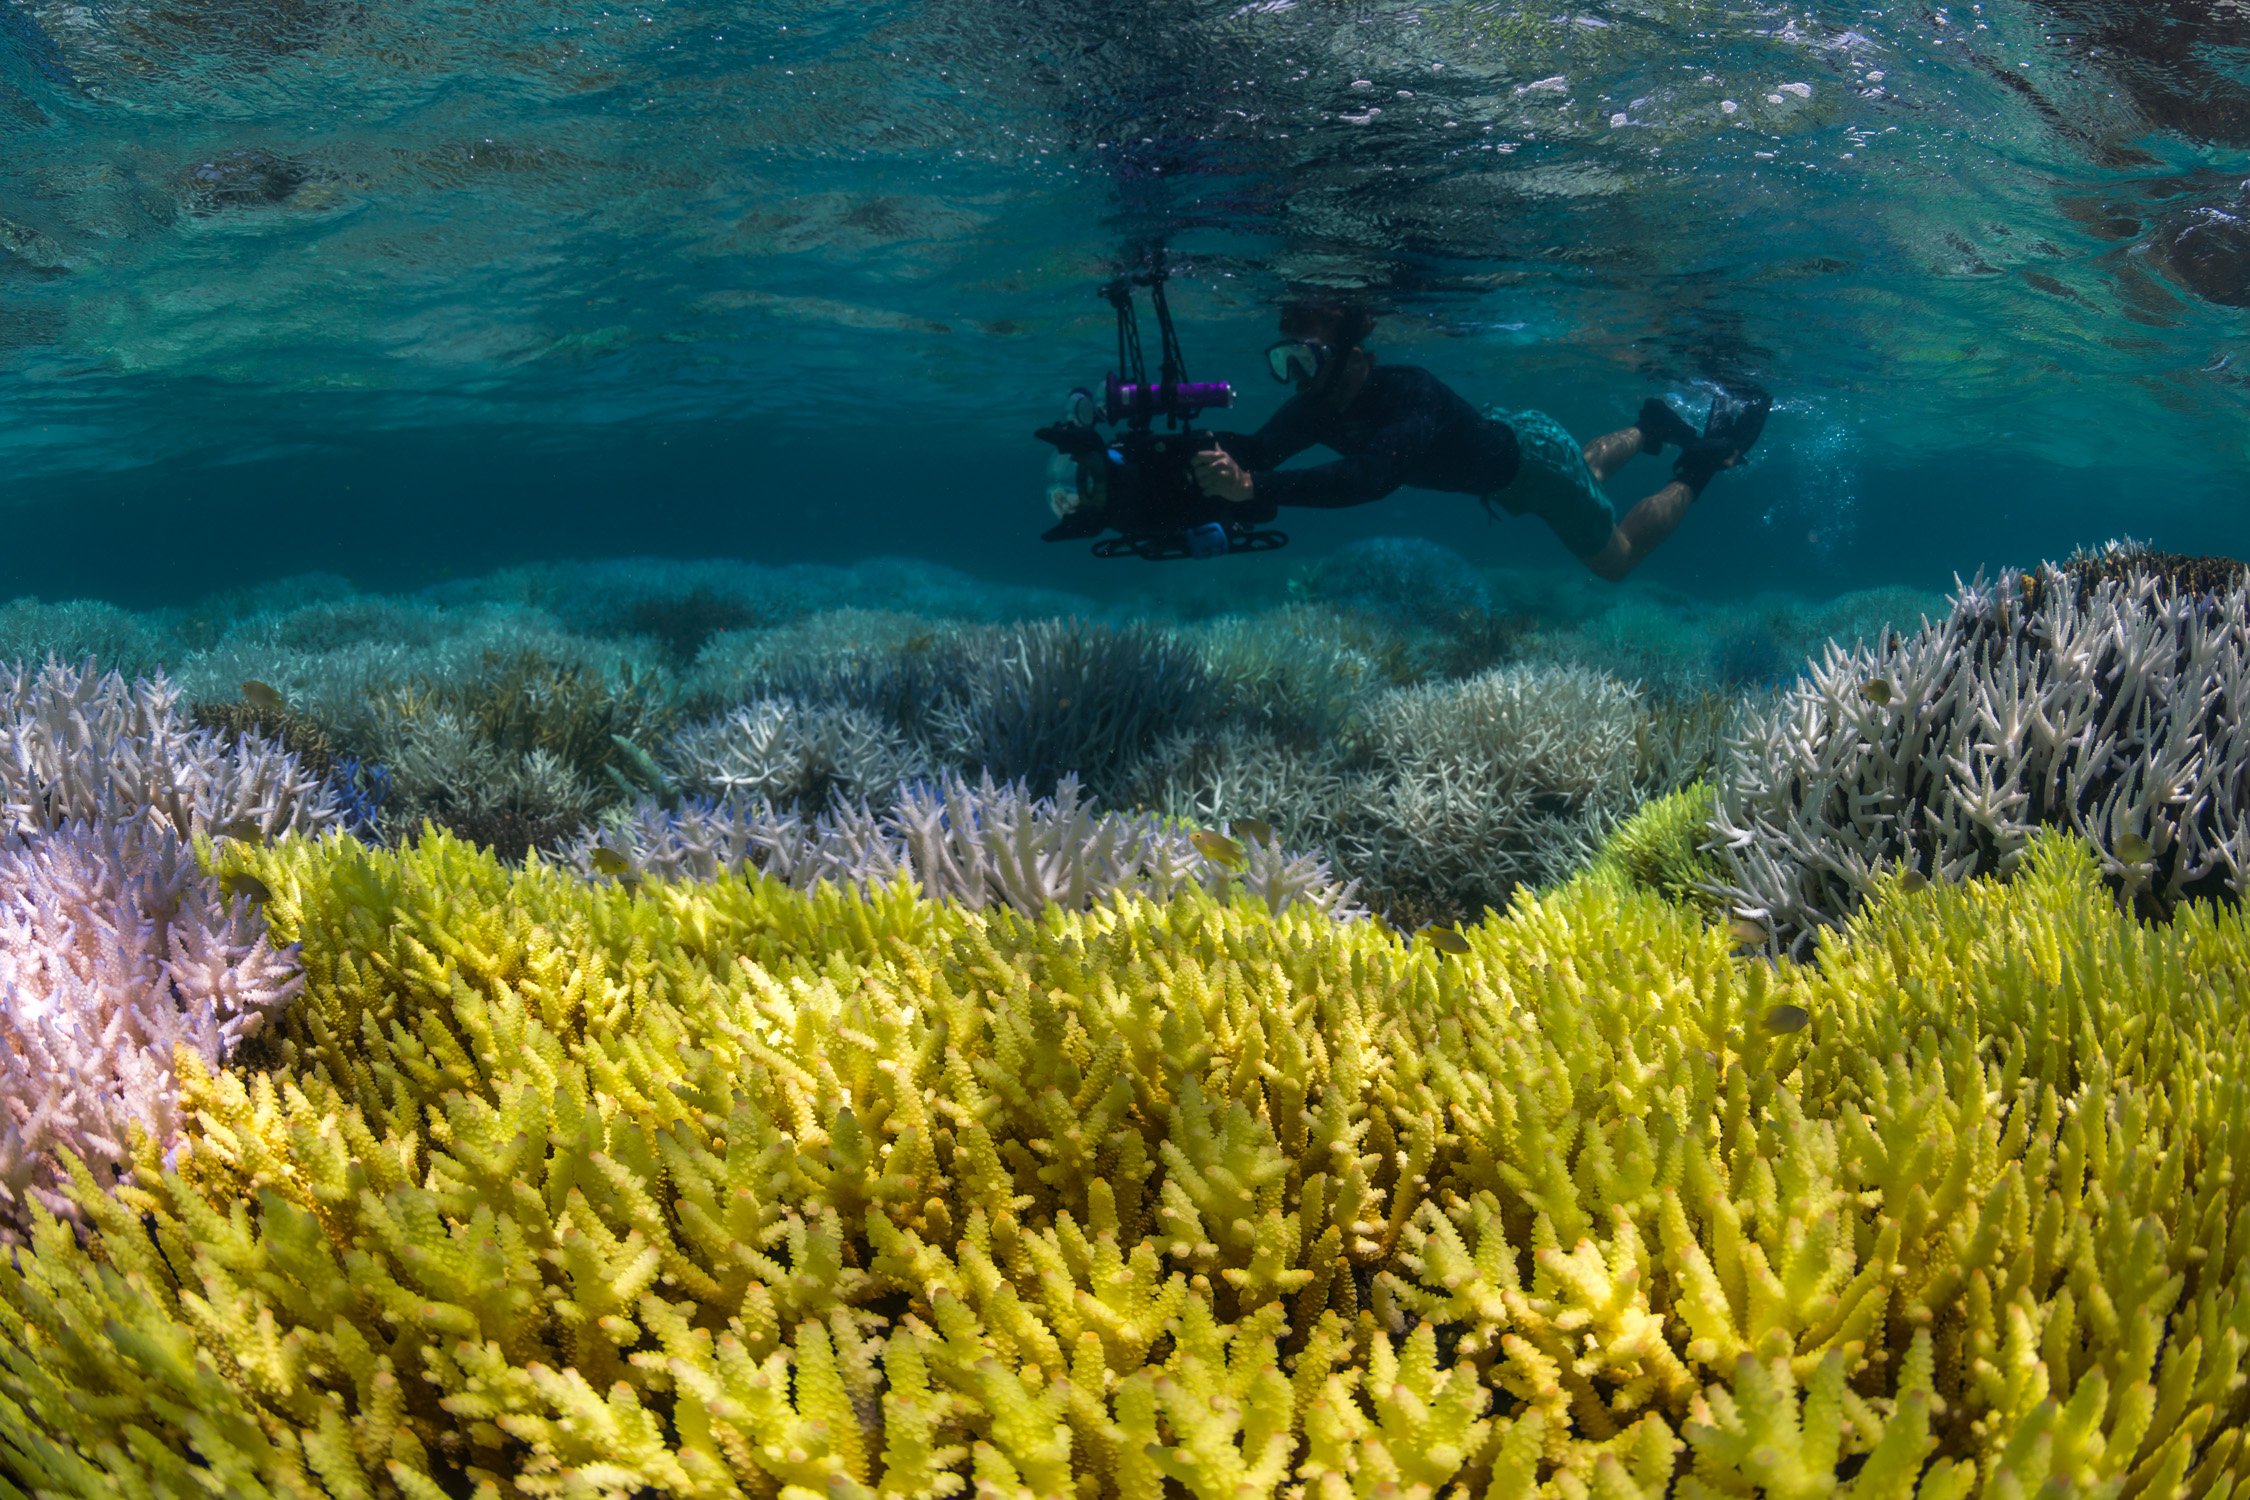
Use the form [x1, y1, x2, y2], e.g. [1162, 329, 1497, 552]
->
[7, 543, 2250, 1493]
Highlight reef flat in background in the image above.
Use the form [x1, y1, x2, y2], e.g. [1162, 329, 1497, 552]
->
[0, 542, 1944, 920]
[5, 539, 2250, 1495]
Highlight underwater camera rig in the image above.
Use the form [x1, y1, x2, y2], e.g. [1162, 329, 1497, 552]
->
[1034, 266, 1287, 562]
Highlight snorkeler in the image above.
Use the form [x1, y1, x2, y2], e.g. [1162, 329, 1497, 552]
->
[1190, 299, 1769, 581]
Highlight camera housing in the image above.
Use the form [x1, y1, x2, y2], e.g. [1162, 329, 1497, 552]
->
[1033, 267, 1288, 562]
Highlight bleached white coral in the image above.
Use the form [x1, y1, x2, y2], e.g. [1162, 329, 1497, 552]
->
[374, 707, 600, 844]
[666, 696, 928, 807]
[1182, 605, 1391, 744]
[682, 609, 947, 705]
[0, 659, 342, 840]
[564, 774, 1364, 919]
[1714, 567, 2250, 951]
[1347, 664, 1641, 909]
[0, 821, 303, 1239]
[1122, 726, 1362, 851]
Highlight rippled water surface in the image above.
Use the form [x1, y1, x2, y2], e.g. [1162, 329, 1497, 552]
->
[1, 0, 2244, 593]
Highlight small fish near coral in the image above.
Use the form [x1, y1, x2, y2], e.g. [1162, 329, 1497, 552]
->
[1419, 925, 1471, 954]
[1190, 828, 1247, 868]
[240, 678, 289, 713]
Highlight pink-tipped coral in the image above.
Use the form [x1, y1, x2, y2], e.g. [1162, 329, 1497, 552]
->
[0, 658, 341, 1238]
[0, 658, 341, 840]
[0, 820, 303, 1238]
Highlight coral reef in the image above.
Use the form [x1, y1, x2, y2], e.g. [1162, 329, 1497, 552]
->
[2017, 536, 2248, 609]
[191, 696, 342, 781]
[665, 697, 929, 808]
[681, 608, 953, 708]
[1296, 535, 1493, 631]
[0, 820, 302, 1240]
[0, 565, 1955, 914]
[0, 659, 342, 841]
[1520, 584, 1946, 705]
[1122, 725, 1363, 855]
[433, 555, 1095, 640]
[0, 664, 329, 1239]
[395, 649, 678, 793]
[4, 832, 2248, 1494]
[1580, 780, 1723, 911]
[1342, 663, 1642, 921]
[1133, 665, 1726, 926]
[935, 619, 1213, 794]
[378, 707, 601, 860]
[1715, 564, 2250, 952]
[567, 773, 1362, 918]
[1182, 604, 1398, 748]
[0, 598, 171, 678]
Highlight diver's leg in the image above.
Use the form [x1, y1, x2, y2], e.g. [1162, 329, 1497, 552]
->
[1585, 478, 1699, 582]
[1580, 425, 1645, 482]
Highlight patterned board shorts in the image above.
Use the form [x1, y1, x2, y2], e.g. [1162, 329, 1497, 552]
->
[1481, 406, 1616, 560]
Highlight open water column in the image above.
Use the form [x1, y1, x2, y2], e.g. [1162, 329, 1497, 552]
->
[0, 3, 2247, 1496]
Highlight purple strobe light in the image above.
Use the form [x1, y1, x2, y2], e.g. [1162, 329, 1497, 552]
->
[1105, 374, 1234, 423]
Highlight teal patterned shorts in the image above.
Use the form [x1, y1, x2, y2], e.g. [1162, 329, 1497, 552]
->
[1481, 407, 1615, 560]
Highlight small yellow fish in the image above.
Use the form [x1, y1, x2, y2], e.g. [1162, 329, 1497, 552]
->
[590, 847, 633, 877]
[1762, 1003, 1811, 1034]
[2115, 832, 2154, 864]
[1056, 696, 1074, 711]
[1191, 830, 1246, 868]
[216, 815, 265, 844]
[1728, 918, 1768, 947]
[1898, 869, 1929, 894]
[221, 872, 271, 904]
[1858, 678, 1894, 706]
[1422, 927, 1471, 955]
[1230, 817, 1275, 846]
[241, 680, 288, 714]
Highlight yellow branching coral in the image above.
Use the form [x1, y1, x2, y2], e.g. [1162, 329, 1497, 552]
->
[3, 828, 2250, 1496]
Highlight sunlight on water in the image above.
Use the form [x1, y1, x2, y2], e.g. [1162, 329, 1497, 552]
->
[1, 0, 2242, 504]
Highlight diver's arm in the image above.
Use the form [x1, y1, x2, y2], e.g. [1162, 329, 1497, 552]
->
[1212, 396, 1320, 471]
[1251, 408, 1439, 509]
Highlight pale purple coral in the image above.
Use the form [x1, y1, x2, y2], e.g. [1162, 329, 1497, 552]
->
[0, 659, 343, 840]
[0, 659, 335, 1239]
[0, 820, 303, 1239]
[561, 774, 1365, 920]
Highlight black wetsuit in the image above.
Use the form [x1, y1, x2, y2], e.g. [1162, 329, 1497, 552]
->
[1217, 364, 1520, 521]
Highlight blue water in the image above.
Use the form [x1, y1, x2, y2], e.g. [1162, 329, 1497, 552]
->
[0, 0, 2244, 604]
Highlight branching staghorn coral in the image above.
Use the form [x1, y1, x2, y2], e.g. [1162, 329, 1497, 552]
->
[1121, 724, 1364, 855]
[682, 609, 968, 712]
[664, 696, 929, 809]
[1580, 780, 1723, 911]
[1714, 564, 2250, 952]
[0, 658, 341, 840]
[0, 820, 302, 1240]
[0, 597, 172, 679]
[4, 833, 2249, 1494]
[373, 648, 679, 797]
[1132, 665, 1715, 925]
[935, 618, 1213, 794]
[1180, 604, 1396, 748]
[376, 705, 601, 859]
[1342, 663, 1641, 920]
[2017, 536, 2248, 610]
[566, 772, 1362, 918]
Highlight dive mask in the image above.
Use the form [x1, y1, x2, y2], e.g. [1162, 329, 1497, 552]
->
[1266, 338, 1331, 385]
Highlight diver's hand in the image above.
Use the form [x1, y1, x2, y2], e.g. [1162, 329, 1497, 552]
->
[1193, 450, 1254, 503]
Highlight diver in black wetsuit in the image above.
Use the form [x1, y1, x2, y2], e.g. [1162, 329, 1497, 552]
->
[1190, 299, 1769, 581]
